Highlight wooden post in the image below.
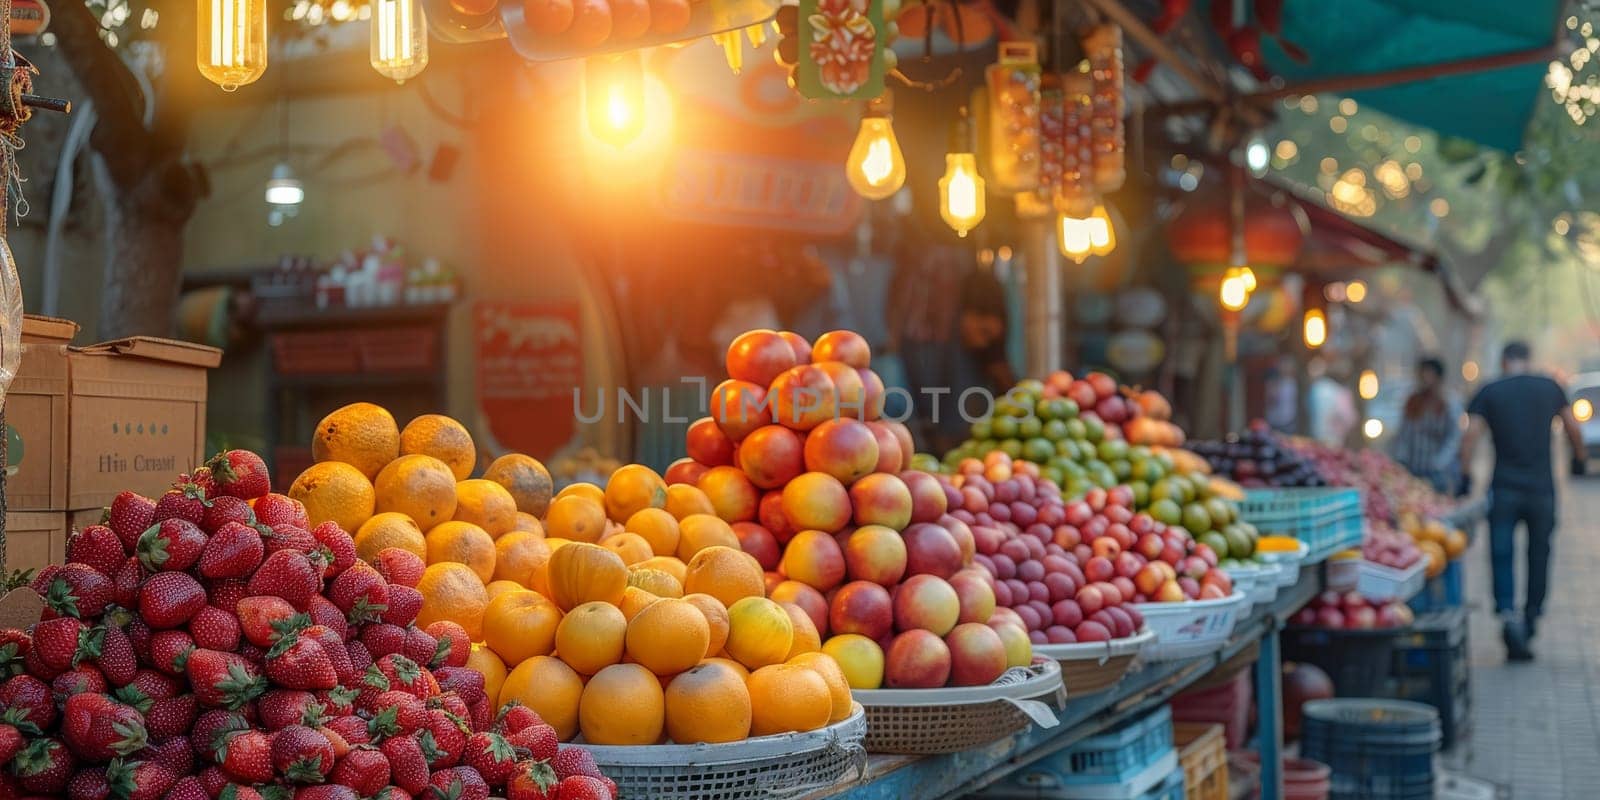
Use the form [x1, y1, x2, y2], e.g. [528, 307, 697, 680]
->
[1021, 219, 1062, 378]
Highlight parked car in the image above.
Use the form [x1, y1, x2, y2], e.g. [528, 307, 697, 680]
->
[1570, 372, 1600, 462]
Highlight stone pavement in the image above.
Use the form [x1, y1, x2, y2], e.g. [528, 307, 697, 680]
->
[1448, 476, 1600, 799]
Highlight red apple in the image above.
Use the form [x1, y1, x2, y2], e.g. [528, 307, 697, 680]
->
[903, 522, 963, 579]
[726, 329, 798, 387]
[1051, 598, 1084, 628]
[778, 529, 847, 592]
[884, 630, 951, 688]
[777, 330, 812, 363]
[770, 365, 838, 431]
[1084, 556, 1115, 583]
[1074, 620, 1112, 642]
[1045, 625, 1076, 644]
[1114, 552, 1144, 580]
[711, 379, 773, 441]
[664, 458, 710, 486]
[841, 524, 908, 587]
[738, 425, 805, 489]
[864, 421, 903, 473]
[945, 623, 1006, 686]
[892, 574, 961, 635]
[771, 580, 829, 634]
[1076, 585, 1105, 614]
[815, 361, 867, 421]
[939, 516, 976, 565]
[812, 330, 872, 369]
[758, 491, 795, 543]
[900, 471, 950, 523]
[829, 580, 894, 641]
[686, 417, 736, 466]
[733, 522, 781, 571]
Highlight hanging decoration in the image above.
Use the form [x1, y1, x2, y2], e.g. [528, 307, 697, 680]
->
[1054, 70, 1095, 219]
[1014, 73, 1064, 219]
[371, 0, 430, 82]
[796, 0, 887, 99]
[197, 0, 268, 90]
[983, 41, 1041, 194]
[844, 92, 906, 200]
[1084, 23, 1125, 193]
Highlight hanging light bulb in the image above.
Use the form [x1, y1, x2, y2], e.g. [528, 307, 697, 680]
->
[586, 53, 646, 148]
[1239, 265, 1257, 292]
[1303, 308, 1328, 348]
[940, 153, 985, 237]
[1058, 214, 1093, 262]
[264, 162, 304, 206]
[197, 0, 267, 90]
[1086, 203, 1116, 257]
[1358, 369, 1379, 400]
[1219, 270, 1249, 312]
[371, 0, 428, 83]
[845, 94, 906, 200]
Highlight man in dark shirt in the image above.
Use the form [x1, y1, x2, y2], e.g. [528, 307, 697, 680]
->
[1460, 341, 1586, 661]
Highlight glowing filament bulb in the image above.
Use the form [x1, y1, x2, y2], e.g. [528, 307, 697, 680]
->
[1303, 308, 1328, 348]
[371, 0, 428, 83]
[586, 53, 646, 148]
[197, 0, 267, 90]
[845, 116, 907, 200]
[1087, 203, 1116, 257]
[1358, 369, 1379, 399]
[1058, 214, 1092, 262]
[939, 153, 985, 237]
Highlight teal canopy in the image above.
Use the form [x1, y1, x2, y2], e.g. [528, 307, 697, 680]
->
[1257, 0, 1563, 151]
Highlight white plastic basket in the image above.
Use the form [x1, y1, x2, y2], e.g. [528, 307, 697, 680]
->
[1221, 565, 1266, 611]
[1135, 592, 1249, 662]
[1326, 556, 1427, 601]
[1033, 628, 1155, 696]
[1257, 540, 1310, 587]
[853, 659, 1064, 754]
[576, 704, 868, 799]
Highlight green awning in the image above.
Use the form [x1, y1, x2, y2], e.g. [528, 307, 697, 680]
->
[1258, 0, 1563, 151]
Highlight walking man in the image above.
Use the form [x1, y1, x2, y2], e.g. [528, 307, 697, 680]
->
[1459, 341, 1586, 661]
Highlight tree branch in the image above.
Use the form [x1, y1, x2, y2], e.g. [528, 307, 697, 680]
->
[49, 0, 151, 189]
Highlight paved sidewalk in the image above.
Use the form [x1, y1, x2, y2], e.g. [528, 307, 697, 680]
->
[1450, 477, 1600, 799]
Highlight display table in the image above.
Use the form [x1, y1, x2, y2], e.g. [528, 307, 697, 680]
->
[810, 566, 1325, 800]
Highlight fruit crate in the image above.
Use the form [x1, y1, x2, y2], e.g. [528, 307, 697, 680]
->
[1174, 722, 1228, 800]
[1390, 609, 1470, 750]
[979, 705, 1178, 799]
[1237, 488, 1363, 562]
[1282, 625, 1401, 699]
[1407, 560, 1463, 614]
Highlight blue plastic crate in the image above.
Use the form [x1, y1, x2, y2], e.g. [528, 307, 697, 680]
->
[978, 706, 1178, 800]
[1135, 767, 1185, 800]
[1407, 560, 1463, 614]
[1237, 488, 1363, 562]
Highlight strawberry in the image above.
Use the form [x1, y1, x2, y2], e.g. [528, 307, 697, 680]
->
[164, 776, 209, 800]
[427, 766, 489, 800]
[402, 629, 438, 668]
[138, 519, 209, 573]
[331, 747, 391, 796]
[295, 786, 358, 800]
[254, 495, 309, 530]
[265, 631, 338, 690]
[302, 625, 354, 684]
[495, 702, 542, 735]
[33, 616, 88, 671]
[207, 450, 271, 501]
[201, 495, 257, 534]
[186, 649, 266, 710]
[598, 777, 617, 800]
[144, 694, 198, 740]
[433, 668, 485, 706]
[105, 757, 178, 800]
[319, 725, 352, 760]
[68, 765, 111, 800]
[355, 664, 393, 712]
[111, 557, 145, 608]
[258, 690, 327, 731]
[148, 630, 196, 676]
[417, 710, 467, 769]
[68, 525, 129, 578]
[436, 693, 472, 723]
[380, 586, 423, 629]
[317, 685, 360, 717]
[192, 710, 249, 763]
[13, 737, 77, 794]
[372, 692, 429, 736]
[467, 697, 491, 733]
[372, 549, 426, 588]
[189, 606, 241, 652]
[140, 735, 195, 775]
[196, 766, 228, 796]
[29, 563, 62, 596]
[214, 729, 273, 783]
[62, 693, 148, 761]
[551, 776, 608, 800]
[361, 624, 407, 659]
[205, 579, 251, 615]
[198, 523, 264, 580]
[374, 787, 414, 800]
[120, 669, 183, 702]
[504, 760, 559, 800]
[505, 725, 556, 764]
[0, 627, 30, 677]
[263, 525, 318, 558]
[345, 640, 374, 674]
[81, 623, 139, 686]
[380, 736, 431, 796]
[107, 492, 158, 553]
[1, 673, 57, 729]
[311, 522, 357, 578]
[272, 726, 334, 784]
[0, 723, 21, 763]
[461, 733, 518, 788]
[549, 748, 601, 782]
[329, 563, 389, 625]
[306, 596, 349, 641]
[41, 563, 113, 620]
[55, 663, 110, 697]
[425, 623, 470, 668]
[236, 596, 304, 647]
[153, 481, 210, 525]
[247, 550, 324, 611]
[139, 572, 207, 629]
[375, 654, 436, 700]
[325, 714, 369, 748]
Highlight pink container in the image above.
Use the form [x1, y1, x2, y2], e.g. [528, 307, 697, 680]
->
[1172, 671, 1251, 749]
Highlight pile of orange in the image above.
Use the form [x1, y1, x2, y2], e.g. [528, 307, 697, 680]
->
[1399, 514, 1468, 579]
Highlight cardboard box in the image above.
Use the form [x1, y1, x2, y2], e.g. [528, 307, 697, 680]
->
[4, 316, 76, 510]
[66, 337, 222, 511]
[5, 511, 66, 573]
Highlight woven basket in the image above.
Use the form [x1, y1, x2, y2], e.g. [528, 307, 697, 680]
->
[576, 704, 868, 799]
[853, 660, 1064, 754]
[1033, 628, 1154, 696]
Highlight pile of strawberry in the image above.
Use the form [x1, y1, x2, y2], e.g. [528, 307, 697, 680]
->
[0, 450, 616, 800]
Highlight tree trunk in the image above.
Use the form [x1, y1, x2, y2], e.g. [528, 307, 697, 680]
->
[96, 157, 193, 339]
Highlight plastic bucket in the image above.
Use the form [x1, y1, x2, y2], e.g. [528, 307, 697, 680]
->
[1283, 758, 1332, 800]
[1299, 700, 1440, 800]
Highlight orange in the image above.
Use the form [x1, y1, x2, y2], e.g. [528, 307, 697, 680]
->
[601, 532, 654, 566]
[454, 479, 519, 538]
[821, 634, 885, 689]
[492, 531, 551, 585]
[289, 461, 376, 534]
[664, 661, 752, 744]
[724, 597, 794, 670]
[424, 521, 497, 583]
[626, 598, 711, 676]
[624, 508, 680, 557]
[746, 663, 831, 736]
[682, 593, 730, 658]
[604, 464, 669, 522]
[354, 512, 426, 561]
[400, 414, 477, 481]
[467, 644, 509, 704]
[511, 513, 545, 535]
[555, 483, 606, 505]
[313, 402, 400, 479]
[482, 590, 561, 666]
[1444, 529, 1467, 558]
[545, 496, 608, 544]
[789, 652, 852, 723]
[579, 663, 664, 745]
[485, 580, 525, 601]
[375, 455, 459, 527]
[636, 556, 687, 586]
[619, 586, 662, 621]
[664, 484, 717, 521]
[500, 655, 584, 740]
[780, 603, 821, 660]
[555, 601, 627, 675]
[676, 514, 740, 561]
[703, 656, 749, 681]
[416, 562, 490, 641]
[627, 568, 683, 598]
[683, 545, 765, 608]
[484, 454, 556, 518]
[545, 542, 628, 611]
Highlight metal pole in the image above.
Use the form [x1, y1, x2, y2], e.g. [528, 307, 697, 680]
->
[1022, 219, 1062, 377]
[1255, 624, 1286, 800]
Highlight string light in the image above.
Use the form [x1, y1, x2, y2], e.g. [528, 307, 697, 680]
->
[1087, 203, 1116, 256]
[1345, 280, 1368, 303]
[1358, 369, 1379, 400]
[1363, 418, 1384, 439]
[1219, 269, 1249, 312]
[1303, 308, 1328, 348]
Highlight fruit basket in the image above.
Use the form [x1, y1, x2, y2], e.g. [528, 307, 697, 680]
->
[1136, 592, 1249, 662]
[852, 659, 1064, 754]
[1033, 627, 1154, 695]
[1223, 563, 1278, 608]
[576, 704, 869, 799]
[1257, 540, 1310, 587]
[1328, 556, 1426, 602]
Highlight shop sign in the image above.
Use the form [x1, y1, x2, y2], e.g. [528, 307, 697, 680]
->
[475, 303, 582, 460]
[659, 150, 858, 235]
